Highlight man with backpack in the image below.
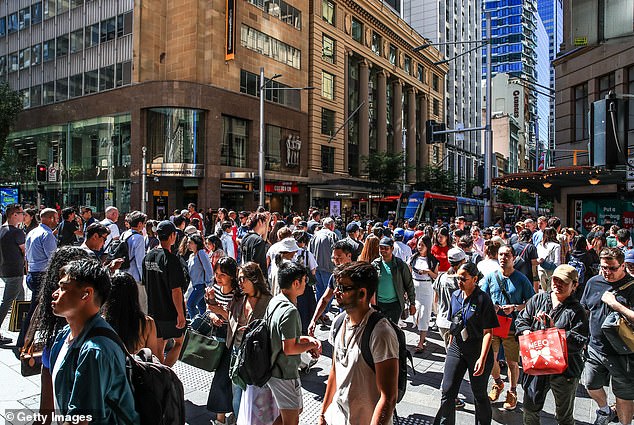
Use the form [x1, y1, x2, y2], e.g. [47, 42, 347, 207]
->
[320, 261, 399, 425]
[50, 259, 139, 424]
[118, 211, 147, 312]
[266, 261, 321, 425]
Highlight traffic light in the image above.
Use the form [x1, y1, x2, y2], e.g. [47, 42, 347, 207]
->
[425, 120, 447, 144]
[36, 164, 47, 182]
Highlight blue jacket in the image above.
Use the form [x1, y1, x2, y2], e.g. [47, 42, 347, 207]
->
[188, 249, 213, 287]
[50, 314, 139, 424]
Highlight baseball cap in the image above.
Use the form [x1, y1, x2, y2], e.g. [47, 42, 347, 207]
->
[184, 225, 199, 236]
[346, 222, 360, 233]
[552, 264, 579, 285]
[298, 220, 308, 228]
[625, 250, 634, 264]
[278, 237, 300, 253]
[394, 228, 405, 240]
[447, 248, 466, 264]
[379, 237, 394, 247]
[156, 220, 176, 239]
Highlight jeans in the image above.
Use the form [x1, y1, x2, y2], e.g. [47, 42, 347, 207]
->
[314, 269, 332, 316]
[16, 271, 46, 349]
[186, 284, 207, 318]
[434, 341, 494, 425]
[377, 300, 402, 324]
[523, 375, 578, 425]
[0, 276, 25, 328]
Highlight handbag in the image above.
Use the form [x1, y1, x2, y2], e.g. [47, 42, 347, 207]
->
[179, 327, 224, 372]
[519, 327, 568, 375]
[492, 271, 514, 338]
[8, 300, 30, 332]
[20, 303, 43, 377]
[601, 280, 634, 355]
[540, 246, 558, 271]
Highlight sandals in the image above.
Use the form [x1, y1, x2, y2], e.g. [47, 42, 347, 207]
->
[414, 343, 426, 354]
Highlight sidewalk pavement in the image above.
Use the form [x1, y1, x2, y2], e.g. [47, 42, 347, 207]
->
[0, 280, 604, 424]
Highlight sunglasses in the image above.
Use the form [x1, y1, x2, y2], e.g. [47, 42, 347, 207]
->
[601, 264, 623, 272]
[335, 284, 357, 293]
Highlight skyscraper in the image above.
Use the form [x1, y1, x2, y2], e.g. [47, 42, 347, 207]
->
[403, 0, 482, 195]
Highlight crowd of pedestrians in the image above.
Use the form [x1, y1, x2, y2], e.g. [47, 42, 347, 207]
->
[0, 202, 634, 425]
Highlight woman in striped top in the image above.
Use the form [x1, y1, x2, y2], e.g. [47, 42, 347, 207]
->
[204, 256, 239, 425]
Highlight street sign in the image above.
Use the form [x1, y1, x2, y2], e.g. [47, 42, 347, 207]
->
[628, 181, 634, 192]
[628, 157, 634, 168]
[627, 169, 634, 180]
[455, 123, 464, 142]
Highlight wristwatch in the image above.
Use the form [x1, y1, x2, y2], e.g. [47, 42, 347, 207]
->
[513, 304, 518, 312]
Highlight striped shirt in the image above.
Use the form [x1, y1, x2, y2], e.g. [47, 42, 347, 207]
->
[212, 282, 234, 324]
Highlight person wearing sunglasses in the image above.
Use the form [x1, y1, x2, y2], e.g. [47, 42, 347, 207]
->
[625, 250, 634, 278]
[434, 262, 498, 425]
[516, 265, 589, 425]
[581, 247, 634, 425]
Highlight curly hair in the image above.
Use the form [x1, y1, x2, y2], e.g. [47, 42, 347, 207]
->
[102, 273, 146, 353]
[34, 246, 91, 346]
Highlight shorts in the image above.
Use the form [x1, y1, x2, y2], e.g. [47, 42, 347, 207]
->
[582, 346, 634, 400]
[266, 377, 303, 410]
[155, 320, 185, 339]
[491, 330, 520, 363]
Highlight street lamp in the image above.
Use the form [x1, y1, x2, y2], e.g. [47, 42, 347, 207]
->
[258, 67, 313, 208]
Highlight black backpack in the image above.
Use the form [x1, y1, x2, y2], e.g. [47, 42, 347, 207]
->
[85, 327, 186, 425]
[231, 301, 288, 387]
[333, 310, 414, 403]
[108, 232, 133, 269]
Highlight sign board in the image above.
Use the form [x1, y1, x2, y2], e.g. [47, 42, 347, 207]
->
[628, 157, 634, 168]
[574, 37, 587, 46]
[0, 187, 19, 209]
[104, 190, 113, 208]
[148, 163, 204, 178]
[265, 182, 299, 194]
[329, 200, 341, 217]
[628, 181, 634, 192]
[225, 0, 236, 60]
[574, 200, 583, 234]
[455, 123, 464, 142]
[48, 166, 57, 182]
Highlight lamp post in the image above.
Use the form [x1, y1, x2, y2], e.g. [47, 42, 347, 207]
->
[258, 67, 313, 208]
[141, 146, 147, 214]
[483, 12, 493, 227]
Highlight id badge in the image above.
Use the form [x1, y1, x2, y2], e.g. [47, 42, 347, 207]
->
[461, 327, 469, 341]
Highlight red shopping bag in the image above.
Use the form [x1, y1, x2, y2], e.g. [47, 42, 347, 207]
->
[519, 328, 568, 376]
[492, 313, 513, 338]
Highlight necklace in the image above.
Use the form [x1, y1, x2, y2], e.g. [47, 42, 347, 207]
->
[337, 317, 363, 367]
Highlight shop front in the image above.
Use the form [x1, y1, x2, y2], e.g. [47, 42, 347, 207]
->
[309, 187, 371, 220]
[266, 181, 300, 214]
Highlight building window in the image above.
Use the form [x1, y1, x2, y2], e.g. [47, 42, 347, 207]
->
[247, 0, 301, 29]
[221, 116, 249, 167]
[56, 78, 68, 102]
[100, 65, 114, 91]
[432, 74, 440, 91]
[371, 32, 382, 56]
[433, 98, 440, 116]
[117, 11, 133, 37]
[239, 69, 301, 109]
[417, 64, 425, 83]
[8, 53, 18, 73]
[321, 108, 335, 135]
[19, 7, 31, 30]
[404, 56, 411, 74]
[18, 48, 31, 70]
[574, 83, 589, 141]
[240, 25, 301, 69]
[0, 17, 5, 37]
[0, 56, 6, 77]
[351, 17, 363, 43]
[100, 17, 116, 43]
[69, 74, 83, 97]
[389, 44, 397, 65]
[86, 23, 100, 48]
[322, 0, 335, 25]
[31, 85, 41, 107]
[322, 72, 334, 100]
[265, 125, 282, 171]
[321, 145, 335, 173]
[57, 0, 69, 14]
[56, 34, 69, 58]
[597, 72, 615, 99]
[84, 70, 98, 94]
[43, 81, 55, 104]
[8, 13, 18, 33]
[115, 61, 132, 87]
[322, 34, 335, 63]
[147, 108, 204, 169]
[70, 29, 83, 53]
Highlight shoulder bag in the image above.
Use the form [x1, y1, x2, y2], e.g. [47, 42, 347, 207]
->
[20, 303, 44, 377]
[601, 279, 634, 355]
[179, 312, 224, 372]
[513, 244, 530, 269]
[492, 271, 514, 339]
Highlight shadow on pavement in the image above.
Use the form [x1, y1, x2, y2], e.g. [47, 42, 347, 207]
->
[184, 400, 214, 425]
[393, 412, 436, 425]
[409, 370, 443, 389]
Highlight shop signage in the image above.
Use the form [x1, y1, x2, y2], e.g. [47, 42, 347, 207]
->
[286, 135, 301, 168]
[225, 0, 236, 60]
[335, 192, 352, 198]
[513, 90, 520, 118]
[330, 200, 341, 216]
[623, 211, 634, 229]
[148, 163, 204, 178]
[582, 211, 597, 231]
[265, 182, 299, 193]
[220, 181, 252, 191]
[574, 200, 583, 234]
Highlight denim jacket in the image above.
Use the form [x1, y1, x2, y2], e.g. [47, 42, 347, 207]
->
[49, 314, 139, 424]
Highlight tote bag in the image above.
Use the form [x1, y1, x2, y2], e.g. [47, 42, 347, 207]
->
[519, 327, 568, 376]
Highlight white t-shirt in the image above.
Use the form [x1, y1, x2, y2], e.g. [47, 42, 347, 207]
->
[477, 259, 499, 277]
[100, 218, 120, 249]
[325, 309, 399, 425]
[411, 257, 432, 282]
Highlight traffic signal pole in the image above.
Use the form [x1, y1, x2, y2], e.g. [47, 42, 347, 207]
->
[484, 12, 493, 227]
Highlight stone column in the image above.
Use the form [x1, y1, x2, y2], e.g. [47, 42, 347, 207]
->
[393, 80, 403, 154]
[419, 94, 429, 168]
[359, 60, 370, 174]
[377, 71, 387, 153]
[407, 87, 417, 183]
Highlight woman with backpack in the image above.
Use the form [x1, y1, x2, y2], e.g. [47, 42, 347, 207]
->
[204, 257, 239, 425]
[537, 227, 561, 291]
[227, 262, 274, 423]
[567, 235, 594, 298]
[434, 262, 499, 425]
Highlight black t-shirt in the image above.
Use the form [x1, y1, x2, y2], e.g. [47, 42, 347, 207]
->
[240, 232, 268, 277]
[448, 286, 499, 352]
[58, 219, 79, 246]
[142, 247, 187, 321]
[581, 273, 634, 356]
[0, 224, 25, 277]
[513, 242, 538, 282]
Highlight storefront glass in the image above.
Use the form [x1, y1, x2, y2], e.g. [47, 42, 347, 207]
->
[147, 108, 204, 165]
[1, 114, 132, 212]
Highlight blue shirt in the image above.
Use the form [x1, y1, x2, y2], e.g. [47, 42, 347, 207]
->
[25, 223, 57, 272]
[532, 230, 543, 246]
[50, 315, 139, 424]
[188, 249, 213, 287]
[120, 230, 145, 281]
[479, 269, 535, 311]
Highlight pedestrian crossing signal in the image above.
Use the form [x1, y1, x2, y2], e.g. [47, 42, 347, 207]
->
[425, 120, 447, 144]
[36, 164, 47, 182]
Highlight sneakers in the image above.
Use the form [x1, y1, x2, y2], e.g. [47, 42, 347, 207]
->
[503, 391, 518, 411]
[488, 382, 505, 402]
[455, 398, 465, 409]
[593, 407, 617, 425]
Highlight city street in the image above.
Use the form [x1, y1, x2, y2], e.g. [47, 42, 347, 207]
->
[0, 281, 605, 425]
